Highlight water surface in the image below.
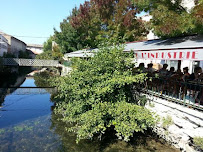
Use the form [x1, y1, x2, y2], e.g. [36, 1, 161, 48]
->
[0, 78, 180, 152]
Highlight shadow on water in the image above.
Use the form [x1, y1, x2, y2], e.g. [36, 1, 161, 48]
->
[0, 66, 34, 106]
[0, 66, 33, 87]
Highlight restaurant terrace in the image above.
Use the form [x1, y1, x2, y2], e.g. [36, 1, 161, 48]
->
[64, 35, 203, 111]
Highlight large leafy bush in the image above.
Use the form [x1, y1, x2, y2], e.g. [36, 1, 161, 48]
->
[54, 45, 155, 142]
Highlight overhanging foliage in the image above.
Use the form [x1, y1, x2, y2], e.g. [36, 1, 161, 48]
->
[54, 45, 155, 143]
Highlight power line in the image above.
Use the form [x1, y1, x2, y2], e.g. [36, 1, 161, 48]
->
[0, 33, 49, 39]
[13, 35, 49, 38]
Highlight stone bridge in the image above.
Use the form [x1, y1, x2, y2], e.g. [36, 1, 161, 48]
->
[1, 58, 59, 67]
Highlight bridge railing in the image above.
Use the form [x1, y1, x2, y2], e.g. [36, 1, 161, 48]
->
[143, 77, 203, 111]
[2, 58, 59, 67]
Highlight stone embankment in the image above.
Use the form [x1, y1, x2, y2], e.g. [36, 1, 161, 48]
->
[145, 95, 203, 152]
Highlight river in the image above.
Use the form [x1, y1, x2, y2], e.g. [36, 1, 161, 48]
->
[0, 77, 180, 152]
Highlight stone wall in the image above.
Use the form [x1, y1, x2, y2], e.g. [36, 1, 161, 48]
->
[145, 95, 203, 152]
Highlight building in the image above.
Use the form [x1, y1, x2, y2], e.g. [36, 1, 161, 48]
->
[181, 0, 195, 12]
[124, 34, 203, 74]
[27, 44, 43, 55]
[0, 32, 27, 57]
[64, 35, 203, 74]
[0, 34, 8, 56]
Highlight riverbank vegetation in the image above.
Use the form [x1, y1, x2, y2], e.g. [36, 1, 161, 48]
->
[53, 45, 156, 142]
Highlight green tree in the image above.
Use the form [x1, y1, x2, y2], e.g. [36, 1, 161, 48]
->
[43, 36, 53, 52]
[191, 0, 203, 34]
[54, 0, 148, 54]
[54, 20, 84, 54]
[54, 45, 155, 143]
[36, 36, 63, 60]
[19, 50, 30, 59]
[52, 45, 63, 60]
[133, 0, 203, 37]
[72, 0, 148, 44]
[3, 52, 15, 58]
[36, 50, 54, 60]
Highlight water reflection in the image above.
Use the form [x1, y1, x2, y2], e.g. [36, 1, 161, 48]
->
[0, 77, 180, 152]
[0, 67, 33, 106]
[0, 93, 53, 128]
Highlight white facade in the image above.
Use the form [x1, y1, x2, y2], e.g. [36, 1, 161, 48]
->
[0, 34, 8, 56]
[27, 44, 43, 55]
[0, 31, 27, 57]
[181, 0, 195, 12]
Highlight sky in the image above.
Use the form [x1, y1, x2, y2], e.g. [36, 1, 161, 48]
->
[0, 0, 86, 45]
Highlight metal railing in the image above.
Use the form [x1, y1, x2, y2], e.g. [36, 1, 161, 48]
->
[143, 77, 203, 111]
[2, 58, 59, 67]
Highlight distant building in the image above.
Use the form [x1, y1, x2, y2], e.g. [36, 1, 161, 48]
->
[0, 34, 8, 56]
[141, 15, 158, 40]
[0, 32, 27, 57]
[181, 0, 195, 12]
[27, 44, 43, 55]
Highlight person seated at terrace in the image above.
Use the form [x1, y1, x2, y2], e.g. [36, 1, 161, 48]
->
[167, 67, 175, 77]
[176, 69, 183, 75]
[186, 66, 203, 105]
[159, 64, 168, 77]
[174, 69, 183, 80]
[146, 63, 156, 77]
[189, 66, 203, 82]
[146, 63, 155, 73]
[182, 67, 190, 82]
